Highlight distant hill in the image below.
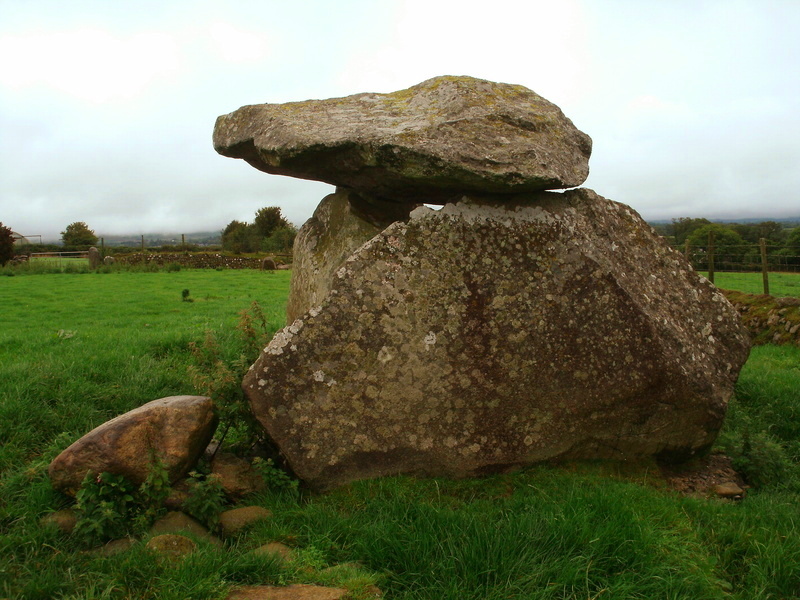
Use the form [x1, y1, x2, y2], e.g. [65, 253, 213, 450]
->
[648, 216, 800, 227]
[99, 231, 222, 247]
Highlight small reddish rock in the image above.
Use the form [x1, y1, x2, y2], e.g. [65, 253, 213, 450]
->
[714, 482, 745, 499]
[40, 509, 78, 534]
[146, 534, 196, 562]
[219, 506, 272, 537]
[252, 541, 294, 561]
[211, 453, 266, 500]
[226, 584, 348, 600]
[99, 537, 136, 556]
[150, 511, 223, 546]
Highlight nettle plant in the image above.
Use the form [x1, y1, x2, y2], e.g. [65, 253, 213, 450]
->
[188, 301, 271, 451]
[73, 454, 170, 546]
[182, 470, 227, 529]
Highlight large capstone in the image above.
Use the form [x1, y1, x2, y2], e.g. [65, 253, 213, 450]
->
[213, 76, 592, 203]
[243, 189, 750, 490]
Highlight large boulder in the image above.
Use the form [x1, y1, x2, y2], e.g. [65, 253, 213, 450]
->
[243, 189, 750, 490]
[213, 76, 592, 203]
[48, 396, 218, 494]
[287, 188, 415, 322]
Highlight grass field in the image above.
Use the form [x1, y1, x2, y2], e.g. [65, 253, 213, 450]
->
[1, 269, 799, 599]
[704, 271, 800, 297]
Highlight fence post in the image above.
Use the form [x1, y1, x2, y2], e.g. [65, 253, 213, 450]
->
[707, 230, 715, 284]
[141, 235, 145, 253]
[182, 233, 186, 247]
[684, 240, 691, 262]
[100, 237, 105, 258]
[760, 237, 770, 296]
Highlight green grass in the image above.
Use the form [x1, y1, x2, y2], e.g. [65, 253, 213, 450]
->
[0, 270, 290, 473]
[704, 271, 800, 297]
[1, 270, 799, 599]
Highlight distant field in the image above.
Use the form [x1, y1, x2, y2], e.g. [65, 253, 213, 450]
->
[707, 271, 800, 297]
[27, 255, 88, 267]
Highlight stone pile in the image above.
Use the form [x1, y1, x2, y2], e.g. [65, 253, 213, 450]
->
[116, 252, 285, 270]
[723, 291, 800, 346]
[214, 76, 750, 490]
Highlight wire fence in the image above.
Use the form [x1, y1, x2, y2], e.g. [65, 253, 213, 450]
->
[677, 233, 800, 295]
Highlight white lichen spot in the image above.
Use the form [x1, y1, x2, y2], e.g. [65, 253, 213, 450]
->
[258, 379, 267, 387]
[313, 370, 325, 382]
[309, 306, 322, 318]
[265, 326, 298, 355]
[424, 331, 437, 350]
[377, 346, 394, 363]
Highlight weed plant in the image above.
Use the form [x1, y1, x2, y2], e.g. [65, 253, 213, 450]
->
[1, 270, 799, 598]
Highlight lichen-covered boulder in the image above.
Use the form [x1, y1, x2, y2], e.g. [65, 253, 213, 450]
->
[243, 189, 750, 490]
[287, 188, 415, 322]
[213, 76, 592, 203]
[48, 396, 218, 494]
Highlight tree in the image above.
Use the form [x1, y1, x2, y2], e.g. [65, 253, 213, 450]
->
[687, 224, 750, 271]
[221, 220, 259, 254]
[262, 225, 298, 253]
[776, 227, 800, 267]
[61, 222, 98, 248]
[0, 222, 14, 266]
[670, 217, 711, 246]
[731, 221, 787, 245]
[253, 207, 290, 239]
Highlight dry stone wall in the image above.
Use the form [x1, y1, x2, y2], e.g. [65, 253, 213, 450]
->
[116, 253, 273, 269]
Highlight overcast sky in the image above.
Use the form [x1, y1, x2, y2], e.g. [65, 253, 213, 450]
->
[1, 0, 798, 241]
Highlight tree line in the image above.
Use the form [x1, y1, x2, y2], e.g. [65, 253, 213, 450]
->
[5, 213, 799, 270]
[3, 206, 298, 258]
[653, 218, 800, 269]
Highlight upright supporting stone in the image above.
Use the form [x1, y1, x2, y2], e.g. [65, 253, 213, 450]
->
[244, 190, 750, 490]
[87, 246, 101, 269]
[287, 188, 415, 322]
